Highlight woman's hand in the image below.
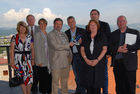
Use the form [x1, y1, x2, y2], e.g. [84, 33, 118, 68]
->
[91, 59, 99, 67]
[85, 58, 93, 66]
[37, 64, 42, 67]
[31, 60, 35, 66]
[9, 63, 15, 69]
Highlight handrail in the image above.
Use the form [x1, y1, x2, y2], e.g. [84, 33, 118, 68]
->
[0, 45, 12, 87]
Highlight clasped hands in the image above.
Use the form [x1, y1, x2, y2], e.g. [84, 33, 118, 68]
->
[117, 44, 128, 53]
[85, 58, 99, 67]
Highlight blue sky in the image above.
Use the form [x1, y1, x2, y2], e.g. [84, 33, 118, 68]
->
[0, 0, 140, 27]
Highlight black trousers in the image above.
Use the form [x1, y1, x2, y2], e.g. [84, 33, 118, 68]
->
[31, 65, 39, 92]
[113, 60, 136, 94]
[38, 66, 52, 93]
[87, 87, 101, 94]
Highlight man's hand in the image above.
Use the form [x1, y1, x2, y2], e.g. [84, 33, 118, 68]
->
[117, 45, 128, 53]
[69, 42, 75, 47]
[78, 38, 82, 44]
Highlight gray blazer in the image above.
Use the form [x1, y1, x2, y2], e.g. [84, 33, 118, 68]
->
[34, 30, 51, 73]
[48, 29, 72, 70]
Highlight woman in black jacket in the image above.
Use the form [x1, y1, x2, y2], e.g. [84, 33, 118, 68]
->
[80, 19, 107, 94]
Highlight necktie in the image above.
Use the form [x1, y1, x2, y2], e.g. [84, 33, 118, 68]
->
[31, 26, 34, 40]
[90, 38, 94, 54]
[115, 33, 125, 59]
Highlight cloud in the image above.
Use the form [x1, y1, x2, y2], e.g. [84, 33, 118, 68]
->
[3, 8, 30, 21]
[0, 8, 66, 27]
[34, 8, 66, 25]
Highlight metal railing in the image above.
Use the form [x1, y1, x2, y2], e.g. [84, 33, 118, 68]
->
[0, 45, 12, 86]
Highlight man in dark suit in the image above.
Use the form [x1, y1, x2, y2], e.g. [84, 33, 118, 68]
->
[26, 14, 40, 94]
[87, 9, 111, 94]
[109, 15, 140, 94]
[65, 16, 86, 94]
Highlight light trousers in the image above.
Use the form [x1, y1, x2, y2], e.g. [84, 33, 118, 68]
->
[52, 66, 70, 94]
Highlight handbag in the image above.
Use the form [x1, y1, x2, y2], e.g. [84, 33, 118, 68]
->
[9, 76, 22, 87]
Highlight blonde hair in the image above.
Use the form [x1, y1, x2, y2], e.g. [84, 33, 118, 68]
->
[16, 21, 28, 34]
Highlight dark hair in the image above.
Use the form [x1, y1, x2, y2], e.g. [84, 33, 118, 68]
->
[38, 18, 48, 25]
[67, 16, 75, 21]
[87, 19, 100, 31]
[53, 18, 63, 24]
[90, 9, 100, 15]
[26, 14, 35, 22]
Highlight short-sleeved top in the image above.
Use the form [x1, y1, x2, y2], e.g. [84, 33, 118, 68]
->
[80, 31, 107, 88]
[81, 31, 107, 60]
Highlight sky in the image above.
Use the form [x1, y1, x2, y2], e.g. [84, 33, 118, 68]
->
[0, 0, 140, 27]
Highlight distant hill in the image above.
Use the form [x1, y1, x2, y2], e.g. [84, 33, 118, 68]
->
[0, 23, 140, 36]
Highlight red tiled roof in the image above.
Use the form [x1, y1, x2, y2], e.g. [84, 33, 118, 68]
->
[0, 58, 8, 64]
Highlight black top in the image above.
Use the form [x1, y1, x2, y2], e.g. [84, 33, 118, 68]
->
[81, 31, 107, 60]
[80, 31, 107, 88]
[86, 20, 111, 54]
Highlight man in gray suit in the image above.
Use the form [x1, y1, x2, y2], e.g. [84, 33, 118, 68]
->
[26, 14, 40, 94]
[48, 18, 73, 94]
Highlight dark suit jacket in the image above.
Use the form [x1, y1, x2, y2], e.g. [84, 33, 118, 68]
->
[109, 27, 140, 71]
[65, 27, 86, 54]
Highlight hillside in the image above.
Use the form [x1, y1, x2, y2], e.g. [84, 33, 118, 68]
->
[0, 23, 140, 36]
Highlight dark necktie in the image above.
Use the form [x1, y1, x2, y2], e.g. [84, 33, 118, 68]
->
[31, 27, 34, 40]
[115, 33, 125, 59]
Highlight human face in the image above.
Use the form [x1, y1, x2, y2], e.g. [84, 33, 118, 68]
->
[19, 25, 26, 34]
[117, 16, 127, 30]
[54, 20, 63, 31]
[27, 16, 35, 26]
[89, 21, 98, 33]
[39, 20, 47, 31]
[67, 18, 76, 29]
[90, 11, 99, 21]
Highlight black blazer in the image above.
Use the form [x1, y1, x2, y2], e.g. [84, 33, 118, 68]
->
[65, 27, 86, 54]
[86, 20, 111, 54]
[109, 27, 140, 71]
[80, 32, 107, 88]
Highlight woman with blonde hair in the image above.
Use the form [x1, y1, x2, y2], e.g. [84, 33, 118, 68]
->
[10, 21, 34, 94]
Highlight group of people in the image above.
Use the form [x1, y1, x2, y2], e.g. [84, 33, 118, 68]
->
[9, 8, 140, 94]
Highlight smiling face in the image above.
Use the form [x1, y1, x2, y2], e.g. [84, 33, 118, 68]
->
[27, 15, 35, 26]
[117, 16, 127, 30]
[90, 10, 100, 21]
[39, 20, 47, 31]
[54, 20, 63, 31]
[19, 25, 27, 34]
[16, 21, 28, 34]
[67, 18, 76, 29]
[89, 21, 98, 33]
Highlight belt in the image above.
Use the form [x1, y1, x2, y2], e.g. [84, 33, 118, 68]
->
[14, 51, 31, 54]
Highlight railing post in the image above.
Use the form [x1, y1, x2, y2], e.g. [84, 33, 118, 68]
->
[6, 46, 12, 86]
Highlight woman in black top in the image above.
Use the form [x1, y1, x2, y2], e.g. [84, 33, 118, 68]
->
[80, 20, 107, 94]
